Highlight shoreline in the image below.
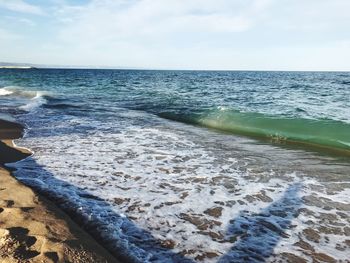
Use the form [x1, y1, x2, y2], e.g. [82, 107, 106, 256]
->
[0, 119, 119, 262]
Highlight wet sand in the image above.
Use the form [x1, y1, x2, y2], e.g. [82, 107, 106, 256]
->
[0, 119, 119, 263]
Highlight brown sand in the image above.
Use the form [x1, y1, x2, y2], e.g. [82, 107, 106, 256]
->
[0, 119, 120, 263]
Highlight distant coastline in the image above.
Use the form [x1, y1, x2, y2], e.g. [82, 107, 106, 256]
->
[1, 61, 349, 72]
[0, 62, 36, 69]
[0, 66, 34, 69]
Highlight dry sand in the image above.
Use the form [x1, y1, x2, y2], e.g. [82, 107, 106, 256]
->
[0, 119, 120, 263]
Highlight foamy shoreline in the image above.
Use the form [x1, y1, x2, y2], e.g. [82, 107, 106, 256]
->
[0, 118, 119, 262]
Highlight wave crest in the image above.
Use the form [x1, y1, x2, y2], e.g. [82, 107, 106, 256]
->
[1, 86, 50, 112]
[0, 87, 14, 96]
[1, 86, 48, 98]
[160, 109, 350, 154]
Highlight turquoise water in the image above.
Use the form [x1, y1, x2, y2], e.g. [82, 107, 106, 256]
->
[1, 69, 349, 153]
[1, 69, 350, 262]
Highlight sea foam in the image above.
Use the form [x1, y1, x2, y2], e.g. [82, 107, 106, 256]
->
[2, 70, 349, 262]
[9, 110, 350, 262]
[0, 87, 13, 96]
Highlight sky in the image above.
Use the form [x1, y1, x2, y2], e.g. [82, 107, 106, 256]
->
[0, 0, 350, 71]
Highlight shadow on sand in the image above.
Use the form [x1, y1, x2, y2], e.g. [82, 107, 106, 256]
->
[8, 155, 302, 263]
[218, 183, 302, 263]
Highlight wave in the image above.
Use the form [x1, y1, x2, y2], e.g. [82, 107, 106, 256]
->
[159, 108, 350, 154]
[1, 86, 83, 114]
[20, 94, 48, 112]
[0, 86, 49, 98]
[340, 80, 350, 85]
[0, 87, 14, 96]
[0, 86, 50, 112]
[43, 103, 82, 110]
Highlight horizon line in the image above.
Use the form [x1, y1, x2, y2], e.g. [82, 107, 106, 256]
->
[1, 61, 349, 73]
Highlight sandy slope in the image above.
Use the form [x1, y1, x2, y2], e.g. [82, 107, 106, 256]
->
[0, 119, 119, 263]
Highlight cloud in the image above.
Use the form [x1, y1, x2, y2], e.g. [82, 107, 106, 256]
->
[56, 0, 272, 44]
[2, 0, 350, 70]
[0, 0, 44, 15]
[2, 15, 36, 26]
[48, 0, 276, 68]
[18, 17, 36, 26]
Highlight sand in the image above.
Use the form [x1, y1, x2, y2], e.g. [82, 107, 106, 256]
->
[0, 119, 120, 263]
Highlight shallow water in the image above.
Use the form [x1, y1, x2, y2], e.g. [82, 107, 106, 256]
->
[1, 69, 349, 262]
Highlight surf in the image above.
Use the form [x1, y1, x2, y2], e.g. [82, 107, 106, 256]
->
[159, 108, 350, 155]
[0, 86, 52, 112]
[0, 87, 14, 96]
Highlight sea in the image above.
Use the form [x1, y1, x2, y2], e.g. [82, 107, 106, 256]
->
[0, 69, 349, 262]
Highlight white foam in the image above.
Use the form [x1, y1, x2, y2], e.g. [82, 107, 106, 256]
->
[9, 113, 350, 262]
[19, 92, 47, 111]
[0, 86, 49, 112]
[11, 139, 34, 157]
[0, 87, 13, 96]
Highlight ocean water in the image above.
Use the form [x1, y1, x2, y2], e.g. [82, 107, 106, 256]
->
[0, 69, 349, 262]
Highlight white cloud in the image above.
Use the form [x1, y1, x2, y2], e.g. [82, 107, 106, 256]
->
[56, 0, 272, 44]
[2, 0, 350, 70]
[18, 17, 36, 26]
[2, 15, 36, 26]
[0, 0, 44, 15]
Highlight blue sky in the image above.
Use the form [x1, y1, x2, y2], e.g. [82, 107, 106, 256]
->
[0, 0, 350, 70]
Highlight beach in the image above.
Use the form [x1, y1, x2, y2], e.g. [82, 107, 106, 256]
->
[1, 0, 349, 261]
[0, 70, 349, 262]
[0, 119, 118, 263]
